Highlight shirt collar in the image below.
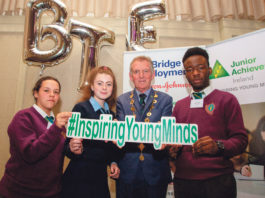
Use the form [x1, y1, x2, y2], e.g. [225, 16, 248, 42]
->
[190, 86, 214, 99]
[33, 104, 54, 119]
[89, 96, 110, 112]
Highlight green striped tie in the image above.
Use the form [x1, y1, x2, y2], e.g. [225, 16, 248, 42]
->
[193, 92, 203, 99]
[139, 94, 146, 112]
[45, 116, 54, 124]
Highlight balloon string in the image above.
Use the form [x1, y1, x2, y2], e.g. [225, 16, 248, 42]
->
[40, 64, 45, 76]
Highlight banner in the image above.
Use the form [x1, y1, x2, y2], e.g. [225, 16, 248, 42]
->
[123, 28, 265, 105]
[207, 28, 265, 105]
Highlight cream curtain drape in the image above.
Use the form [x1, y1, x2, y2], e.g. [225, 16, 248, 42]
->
[1, 0, 265, 21]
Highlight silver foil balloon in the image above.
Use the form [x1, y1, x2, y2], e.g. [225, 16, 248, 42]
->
[126, 0, 166, 51]
[68, 19, 115, 90]
[23, 0, 72, 70]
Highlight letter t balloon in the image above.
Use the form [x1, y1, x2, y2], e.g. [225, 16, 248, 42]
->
[68, 19, 115, 90]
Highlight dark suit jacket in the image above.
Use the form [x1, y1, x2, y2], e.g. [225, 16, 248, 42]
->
[116, 88, 173, 185]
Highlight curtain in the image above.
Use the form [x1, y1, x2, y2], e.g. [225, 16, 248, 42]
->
[0, 0, 264, 21]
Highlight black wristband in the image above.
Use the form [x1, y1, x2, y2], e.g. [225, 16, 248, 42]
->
[215, 140, 225, 155]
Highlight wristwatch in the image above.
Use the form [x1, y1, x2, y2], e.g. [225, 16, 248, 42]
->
[215, 140, 225, 155]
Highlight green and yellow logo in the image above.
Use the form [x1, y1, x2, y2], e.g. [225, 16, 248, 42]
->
[209, 60, 230, 79]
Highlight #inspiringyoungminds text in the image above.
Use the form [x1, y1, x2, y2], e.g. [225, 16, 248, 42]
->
[67, 113, 198, 150]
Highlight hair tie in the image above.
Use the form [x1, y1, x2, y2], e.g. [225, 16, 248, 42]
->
[102, 66, 109, 70]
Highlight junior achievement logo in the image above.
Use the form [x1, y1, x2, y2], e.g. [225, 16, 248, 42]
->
[209, 60, 229, 79]
[210, 57, 264, 79]
[230, 57, 264, 75]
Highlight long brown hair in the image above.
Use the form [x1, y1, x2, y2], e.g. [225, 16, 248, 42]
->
[78, 66, 117, 111]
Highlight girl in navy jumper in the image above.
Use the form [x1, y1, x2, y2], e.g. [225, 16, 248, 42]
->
[62, 66, 120, 198]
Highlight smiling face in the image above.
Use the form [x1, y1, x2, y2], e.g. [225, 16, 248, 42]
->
[183, 55, 212, 92]
[129, 59, 155, 93]
[91, 73, 113, 107]
[34, 80, 60, 115]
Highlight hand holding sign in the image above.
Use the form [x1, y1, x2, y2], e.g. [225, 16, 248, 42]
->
[110, 163, 120, 179]
[192, 136, 219, 156]
[69, 138, 83, 155]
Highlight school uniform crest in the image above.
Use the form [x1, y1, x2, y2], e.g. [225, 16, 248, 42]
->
[205, 103, 215, 115]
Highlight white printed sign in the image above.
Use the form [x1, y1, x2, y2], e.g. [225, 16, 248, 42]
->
[123, 29, 265, 105]
[66, 113, 198, 149]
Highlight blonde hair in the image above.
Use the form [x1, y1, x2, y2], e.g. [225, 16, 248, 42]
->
[130, 56, 154, 73]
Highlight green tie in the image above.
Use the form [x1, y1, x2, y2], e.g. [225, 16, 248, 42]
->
[193, 92, 203, 99]
[139, 94, 146, 111]
[45, 116, 54, 124]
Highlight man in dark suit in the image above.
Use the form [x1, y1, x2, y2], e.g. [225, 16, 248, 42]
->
[116, 56, 173, 198]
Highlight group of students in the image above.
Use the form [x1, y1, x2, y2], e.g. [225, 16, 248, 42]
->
[0, 47, 250, 198]
[0, 66, 120, 198]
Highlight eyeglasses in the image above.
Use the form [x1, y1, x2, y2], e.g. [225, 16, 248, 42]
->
[184, 65, 208, 73]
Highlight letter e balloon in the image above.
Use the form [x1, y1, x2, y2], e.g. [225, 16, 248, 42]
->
[127, 0, 166, 51]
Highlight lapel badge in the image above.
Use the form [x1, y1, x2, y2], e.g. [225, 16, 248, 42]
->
[144, 118, 150, 122]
